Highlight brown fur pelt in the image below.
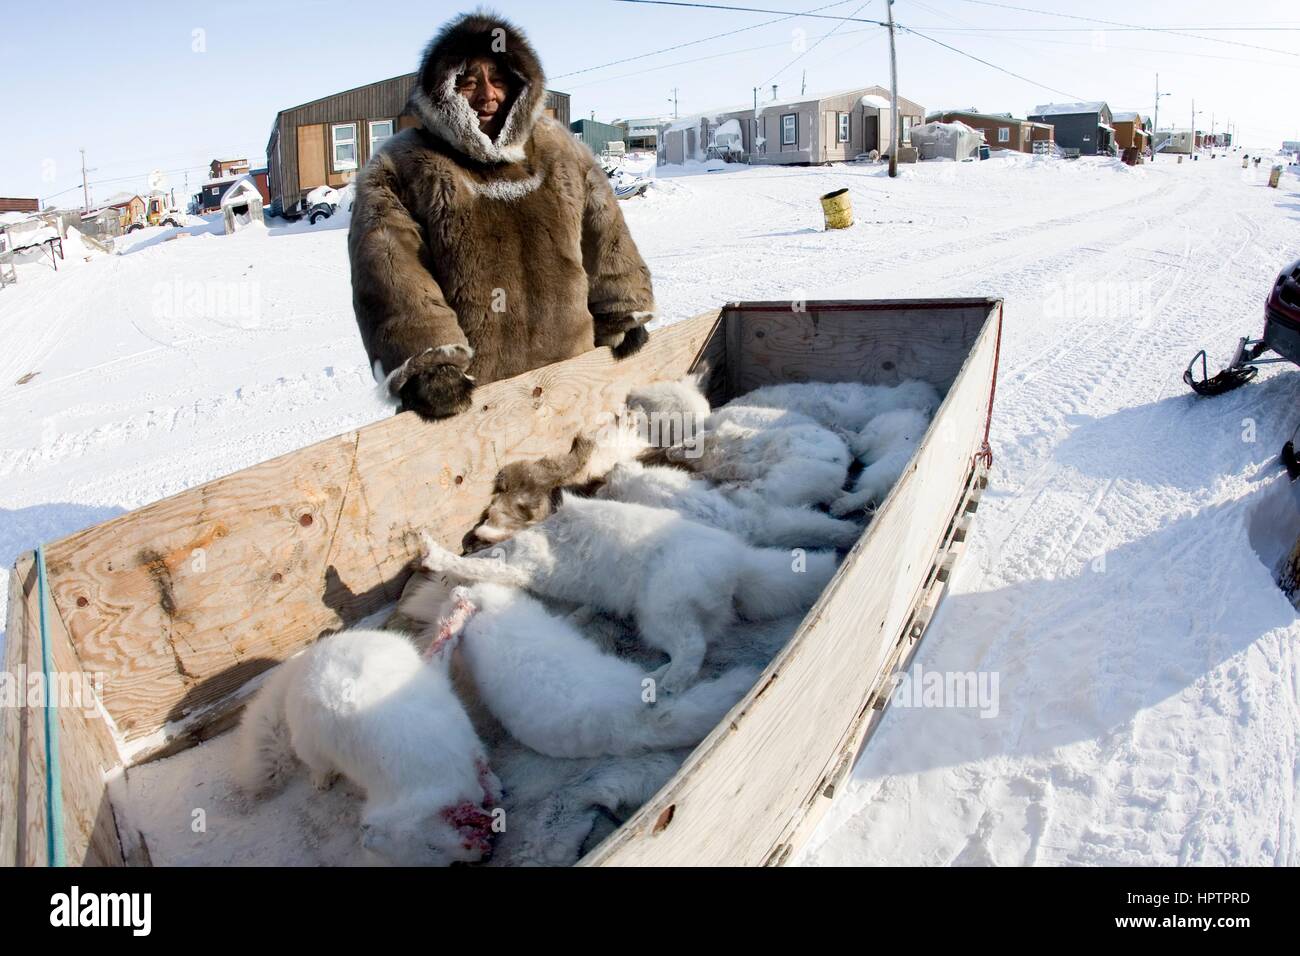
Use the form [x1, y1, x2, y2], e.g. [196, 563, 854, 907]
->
[465, 431, 678, 551]
[348, 11, 656, 409]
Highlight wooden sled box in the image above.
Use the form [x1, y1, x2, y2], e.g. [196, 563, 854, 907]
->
[2, 298, 1002, 867]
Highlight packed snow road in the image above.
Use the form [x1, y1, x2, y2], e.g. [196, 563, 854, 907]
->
[1, 150, 1297, 865]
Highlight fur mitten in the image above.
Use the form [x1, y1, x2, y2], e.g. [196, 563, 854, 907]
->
[399, 364, 475, 420]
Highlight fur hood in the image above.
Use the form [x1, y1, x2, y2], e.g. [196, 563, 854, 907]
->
[407, 11, 546, 165]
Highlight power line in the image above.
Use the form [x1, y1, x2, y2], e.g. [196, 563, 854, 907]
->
[898, 23, 1084, 100]
[950, 0, 1300, 59]
[617, 0, 1087, 100]
[759, 0, 873, 87]
[564, 24, 882, 90]
[41, 163, 213, 205]
[553, 0, 861, 79]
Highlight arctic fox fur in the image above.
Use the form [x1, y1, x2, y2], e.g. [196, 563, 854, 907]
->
[434, 582, 758, 758]
[488, 742, 686, 866]
[668, 404, 852, 507]
[626, 376, 712, 450]
[419, 494, 838, 691]
[235, 629, 499, 866]
[733, 379, 942, 435]
[831, 408, 933, 515]
[597, 459, 861, 549]
[471, 412, 650, 547]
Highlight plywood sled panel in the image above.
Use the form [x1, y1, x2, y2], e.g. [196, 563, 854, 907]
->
[583, 302, 1000, 866]
[726, 299, 994, 394]
[2, 561, 39, 866]
[2, 553, 125, 867]
[39, 312, 724, 746]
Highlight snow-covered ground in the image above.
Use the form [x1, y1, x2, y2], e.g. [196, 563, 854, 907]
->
[3, 149, 1298, 865]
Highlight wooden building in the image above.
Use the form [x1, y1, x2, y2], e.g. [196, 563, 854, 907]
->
[928, 110, 1053, 154]
[209, 158, 250, 180]
[1111, 112, 1150, 152]
[266, 74, 571, 217]
[0, 198, 39, 214]
[1027, 102, 1114, 157]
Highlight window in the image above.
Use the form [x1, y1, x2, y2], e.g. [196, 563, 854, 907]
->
[369, 119, 394, 155]
[998, 127, 1010, 143]
[332, 123, 358, 171]
[838, 112, 850, 143]
[902, 115, 914, 144]
[209, 186, 219, 196]
[781, 113, 797, 146]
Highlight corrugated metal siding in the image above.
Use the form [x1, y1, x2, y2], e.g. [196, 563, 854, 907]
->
[0, 198, 39, 213]
[570, 119, 625, 154]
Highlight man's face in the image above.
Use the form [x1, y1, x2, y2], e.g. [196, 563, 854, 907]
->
[455, 56, 513, 138]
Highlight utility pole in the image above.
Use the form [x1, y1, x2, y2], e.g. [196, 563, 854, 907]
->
[886, 0, 899, 178]
[669, 88, 678, 120]
[80, 148, 90, 211]
[1153, 74, 1172, 160]
[801, 69, 806, 96]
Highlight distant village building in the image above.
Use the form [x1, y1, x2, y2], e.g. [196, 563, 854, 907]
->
[615, 117, 663, 151]
[209, 158, 251, 179]
[570, 119, 626, 156]
[1111, 112, 1151, 163]
[927, 109, 1054, 153]
[1165, 130, 1195, 154]
[1027, 102, 1115, 157]
[266, 74, 570, 218]
[0, 197, 40, 214]
[658, 86, 925, 166]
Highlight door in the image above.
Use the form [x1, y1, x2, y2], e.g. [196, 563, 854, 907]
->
[297, 124, 327, 190]
[865, 114, 879, 154]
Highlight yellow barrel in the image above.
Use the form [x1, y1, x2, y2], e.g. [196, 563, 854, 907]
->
[1269, 165, 1283, 188]
[820, 188, 853, 230]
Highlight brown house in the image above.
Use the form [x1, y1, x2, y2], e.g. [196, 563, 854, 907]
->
[209, 158, 251, 179]
[928, 110, 1054, 154]
[0, 197, 39, 214]
[1112, 112, 1150, 153]
[266, 74, 571, 217]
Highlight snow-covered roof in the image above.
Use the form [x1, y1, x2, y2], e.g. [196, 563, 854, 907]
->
[103, 192, 139, 206]
[931, 108, 1025, 124]
[219, 175, 262, 207]
[661, 85, 908, 133]
[1031, 101, 1108, 116]
[1112, 111, 1142, 123]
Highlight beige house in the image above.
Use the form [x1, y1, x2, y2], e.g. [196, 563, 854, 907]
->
[659, 86, 925, 166]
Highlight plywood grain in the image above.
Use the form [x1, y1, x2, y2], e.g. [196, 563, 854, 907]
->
[39, 313, 724, 747]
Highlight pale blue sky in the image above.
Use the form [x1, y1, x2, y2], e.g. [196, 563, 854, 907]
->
[2, 0, 1298, 205]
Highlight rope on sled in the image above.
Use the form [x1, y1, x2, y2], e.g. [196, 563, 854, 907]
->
[36, 544, 67, 866]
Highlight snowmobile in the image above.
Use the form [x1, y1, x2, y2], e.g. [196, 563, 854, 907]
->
[1185, 257, 1300, 473]
[1186, 258, 1300, 397]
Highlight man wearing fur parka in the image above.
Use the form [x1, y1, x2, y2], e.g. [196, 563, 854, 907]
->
[349, 11, 656, 420]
